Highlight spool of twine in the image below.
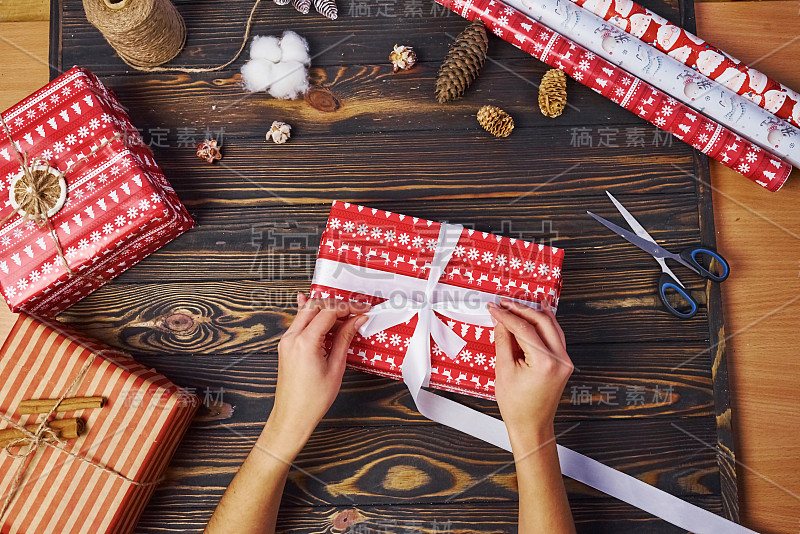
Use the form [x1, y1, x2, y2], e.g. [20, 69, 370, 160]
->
[83, 0, 186, 69]
[82, 0, 263, 72]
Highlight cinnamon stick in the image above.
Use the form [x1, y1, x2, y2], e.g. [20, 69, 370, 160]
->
[0, 418, 85, 448]
[17, 396, 104, 415]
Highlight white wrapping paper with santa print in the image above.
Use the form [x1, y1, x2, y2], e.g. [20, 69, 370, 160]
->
[498, 0, 800, 168]
[309, 201, 564, 401]
[572, 0, 800, 129]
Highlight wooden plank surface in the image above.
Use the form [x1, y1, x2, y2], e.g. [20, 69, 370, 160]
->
[1, 0, 797, 533]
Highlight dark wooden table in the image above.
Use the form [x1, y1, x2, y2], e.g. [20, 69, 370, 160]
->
[50, 0, 737, 530]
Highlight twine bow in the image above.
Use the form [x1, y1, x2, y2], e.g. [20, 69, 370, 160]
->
[0, 349, 160, 523]
[0, 113, 121, 282]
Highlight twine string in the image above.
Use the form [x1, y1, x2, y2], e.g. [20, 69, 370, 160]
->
[0, 113, 122, 282]
[0, 350, 161, 523]
[83, 0, 263, 72]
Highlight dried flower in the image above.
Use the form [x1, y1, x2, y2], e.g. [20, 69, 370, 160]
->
[390, 44, 417, 73]
[196, 139, 222, 163]
[268, 121, 292, 144]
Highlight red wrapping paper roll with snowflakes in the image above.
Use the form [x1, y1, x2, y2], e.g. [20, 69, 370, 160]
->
[573, 0, 800, 129]
[436, 0, 791, 191]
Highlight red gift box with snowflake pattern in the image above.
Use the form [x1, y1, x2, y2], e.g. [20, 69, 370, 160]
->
[0, 67, 193, 316]
[309, 201, 564, 401]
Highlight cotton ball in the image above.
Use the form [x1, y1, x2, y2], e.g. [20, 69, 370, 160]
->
[250, 35, 282, 63]
[241, 58, 274, 93]
[268, 61, 309, 100]
[279, 31, 311, 66]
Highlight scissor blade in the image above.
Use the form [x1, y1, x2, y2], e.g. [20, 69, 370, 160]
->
[605, 191, 656, 244]
[587, 211, 676, 260]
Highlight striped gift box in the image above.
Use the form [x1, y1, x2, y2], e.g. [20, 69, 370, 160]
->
[0, 314, 197, 533]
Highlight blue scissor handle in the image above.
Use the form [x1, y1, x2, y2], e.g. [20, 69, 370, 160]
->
[658, 272, 698, 319]
[679, 247, 730, 282]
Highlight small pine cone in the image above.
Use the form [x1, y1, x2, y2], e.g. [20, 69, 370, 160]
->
[313, 0, 338, 19]
[538, 68, 568, 118]
[273, 0, 291, 5]
[477, 105, 514, 137]
[435, 20, 489, 104]
[390, 44, 417, 72]
[291, 0, 311, 13]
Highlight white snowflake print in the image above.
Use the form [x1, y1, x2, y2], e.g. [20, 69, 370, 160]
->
[357, 223, 369, 236]
[98, 174, 109, 184]
[42, 262, 53, 274]
[103, 223, 114, 234]
[496, 254, 507, 266]
[751, 145, 761, 152]
[89, 118, 100, 130]
[38, 101, 48, 112]
[412, 236, 424, 248]
[654, 117, 666, 127]
[621, 77, 631, 86]
[498, 15, 509, 25]
[533, 42, 544, 53]
[577, 59, 590, 71]
[138, 199, 151, 211]
[475, 353, 486, 365]
[390, 334, 402, 346]
[26, 109, 36, 119]
[0, 236, 9, 246]
[660, 106, 673, 116]
[482, 251, 493, 263]
[585, 52, 595, 60]
[110, 166, 121, 176]
[90, 231, 102, 242]
[524, 260, 535, 272]
[467, 248, 479, 260]
[41, 149, 53, 160]
[494, 28, 503, 38]
[65, 134, 77, 145]
[73, 189, 84, 200]
[101, 113, 111, 123]
[403, 337, 411, 347]
[329, 218, 341, 229]
[342, 221, 355, 233]
[62, 86, 72, 97]
[375, 331, 388, 343]
[128, 207, 139, 219]
[552, 266, 561, 278]
[5, 287, 16, 299]
[115, 215, 126, 227]
[697, 134, 709, 144]
[384, 230, 396, 242]
[572, 71, 584, 81]
[64, 247, 78, 258]
[510, 258, 522, 269]
[78, 239, 90, 250]
[460, 350, 472, 363]
[503, 6, 514, 14]
[489, 355, 496, 368]
[737, 163, 750, 174]
[745, 152, 757, 163]
[370, 227, 382, 239]
[78, 126, 89, 138]
[614, 88, 625, 98]
[538, 264, 550, 276]
[398, 233, 410, 245]
[453, 245, 465, 257]
[29, 270, 40, 282]
[121, 159, 132, 169]
[426, 239, 437, 251]
[55, 141, 66, 155]
[432, 344, 443, 356]
[666, 96, 677, 105]
[13, 228, 23, 239]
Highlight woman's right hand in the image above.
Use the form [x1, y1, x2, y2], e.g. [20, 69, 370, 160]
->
[488, 297, 573, 445]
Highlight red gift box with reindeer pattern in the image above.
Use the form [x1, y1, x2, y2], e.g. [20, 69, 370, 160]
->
[309, 201, 564, 401]
[0, 67, 193, 316]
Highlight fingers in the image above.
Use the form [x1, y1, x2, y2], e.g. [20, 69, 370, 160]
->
[490, 318, 517, 371]
[303, 300, 372, 341]
[329, 315, 369, 369]
[497, 298, 566, 355]
[488, 303, 551, 364]
[297, 292, 308, 308]
[287, 298, 370, 336]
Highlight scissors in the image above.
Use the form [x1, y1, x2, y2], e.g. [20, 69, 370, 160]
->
[587, 191, 730, 319]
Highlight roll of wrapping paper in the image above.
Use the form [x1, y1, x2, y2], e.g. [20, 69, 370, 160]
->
[572, 0, 800, 129]
[437, 0, 791, 191]
[498, 0, 800, 169]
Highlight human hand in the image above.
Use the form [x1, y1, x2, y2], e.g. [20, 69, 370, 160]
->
[262, 293, 370, 459]
[488, 298, 573, 447]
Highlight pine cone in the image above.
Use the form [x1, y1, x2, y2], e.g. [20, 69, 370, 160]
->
[273, 0, 291, 5]
[291, 0, 310, 12]
[477, 105, 514, 137]
[435, 20, 488, 104]
[538, 68, 567, 118]
[313, 0, 338, 19]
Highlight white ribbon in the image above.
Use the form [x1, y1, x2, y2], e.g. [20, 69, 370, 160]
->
[313, 221, 756, 534]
